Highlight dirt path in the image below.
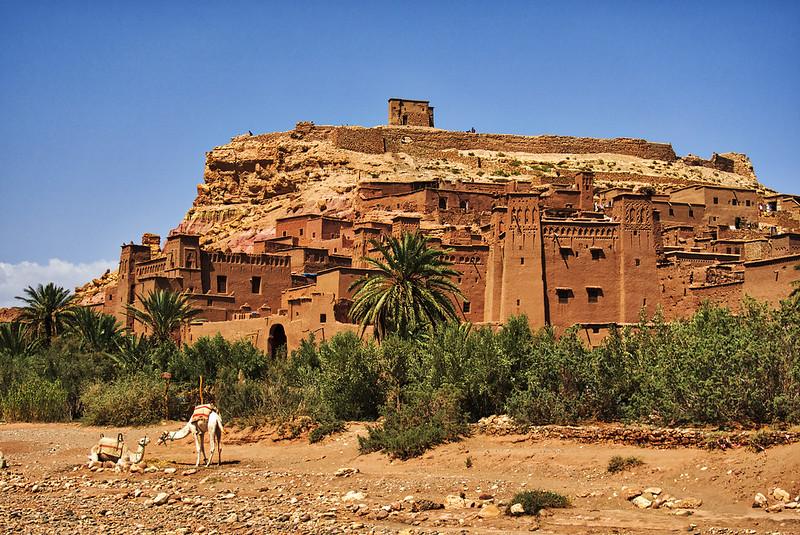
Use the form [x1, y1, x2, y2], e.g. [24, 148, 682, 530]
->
[1, 421, 799, 534]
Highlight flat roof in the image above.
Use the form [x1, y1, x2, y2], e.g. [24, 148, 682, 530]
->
[388, 98, 430, 104]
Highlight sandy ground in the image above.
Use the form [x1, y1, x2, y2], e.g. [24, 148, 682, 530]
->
[1, 421, 799, 534]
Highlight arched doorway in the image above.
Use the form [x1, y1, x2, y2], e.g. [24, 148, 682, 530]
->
[268, 324, 287, 358]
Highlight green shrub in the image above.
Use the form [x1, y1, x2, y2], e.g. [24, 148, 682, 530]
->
[2, 375, 69, 422]
[358, 386, 468, 459]
[507, 490, 569, 515]
[309, 420, 346, 443]
[607, 455, 644, 473]
[82, 373, 174, 426]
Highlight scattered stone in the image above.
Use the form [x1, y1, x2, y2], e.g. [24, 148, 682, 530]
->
[342, 490, 365, 502]
[411, 499, 443, 512]
[785, 501, 798, 509]
[223, 512, 238, 523]
[478, 503, 502, 518]
[623, 488, 643, 500]
[153, 492, 169, 506]
[375, 509, 389, 520]
[767, 503, 785, 513]
[673, 508, 693, 516]
[753, 493, 768, 508]
[334, 467, 359, 477]
[182, 468, 197, 476]
[510, 502, 525, 515]
[632, 496, 652, 509]
[643, 487, 662, 496]
[129, 464, 142, 473]
[772, 488, 791, 502]
[672, 497, 702, 509]
[445, 494, 467, 509]
[163, 468, 177, 475]
[479, 492, 494, 500]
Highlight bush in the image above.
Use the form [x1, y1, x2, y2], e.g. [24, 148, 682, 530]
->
[507, 490, 569, 515]
[607, 455, 644, 473]
[82, 373, 174, 426]
[2, 375, 69, 422]
[358, 386, 468, 459]
[309, 420, 346, 443]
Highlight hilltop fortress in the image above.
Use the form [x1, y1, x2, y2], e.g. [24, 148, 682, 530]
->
[81, 99, 800, 354]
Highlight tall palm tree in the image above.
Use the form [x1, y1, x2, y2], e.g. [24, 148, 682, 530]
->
[349, 232, 464, 340]
[66, 306, 122, 353]
[16, 283, 75, 344]
[126, 289, 200, 343]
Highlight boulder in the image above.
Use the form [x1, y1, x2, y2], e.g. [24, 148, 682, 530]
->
[643, 487, 662, 496]
[153, 492, 170, 506]
[342, 490, 365, 502]
[510, 503, 525, 515]
[445, 495, 467, 509]
[753, 493, 768, 508]
[632, 496, 652, 509]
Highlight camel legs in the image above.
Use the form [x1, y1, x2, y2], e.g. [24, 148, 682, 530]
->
[207, 423, 222, 467]
[193, 432, 204, 467]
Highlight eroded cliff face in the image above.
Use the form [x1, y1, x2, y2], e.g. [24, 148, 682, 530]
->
[175, 124, 765, 254]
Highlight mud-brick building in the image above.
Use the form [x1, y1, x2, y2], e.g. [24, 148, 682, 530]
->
[387, 98, 434, 127]
[107, 233, 296, 332]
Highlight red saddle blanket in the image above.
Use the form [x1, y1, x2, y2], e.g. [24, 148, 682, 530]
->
[191, 404, 215, 423]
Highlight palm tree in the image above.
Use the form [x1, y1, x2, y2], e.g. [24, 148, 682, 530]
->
[126, 289, 200, 343]
[66, 306, 122, 353]
[16, 283, 75, 344]
[0, 321, 40, 356]
[112, 333, 156, 372]
[348, 232, 464, 340]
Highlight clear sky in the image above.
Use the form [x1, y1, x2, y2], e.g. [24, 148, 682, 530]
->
[0, 1, 798, 304]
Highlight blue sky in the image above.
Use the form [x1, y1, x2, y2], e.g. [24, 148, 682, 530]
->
[0, 1, 798, 304]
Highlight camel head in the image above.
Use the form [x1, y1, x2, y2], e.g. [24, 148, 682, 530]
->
[138, 436, 151, 448]
[157, 432, 170, 446]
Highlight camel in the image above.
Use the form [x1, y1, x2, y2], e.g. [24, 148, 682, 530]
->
[88, 434, 150, 469]
[158, 404, 223, 467]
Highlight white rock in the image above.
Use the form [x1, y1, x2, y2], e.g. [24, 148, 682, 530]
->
[773, 488, 791, 502]
[342, 490, 365, 502]
[334, 467, 359, 477]
[753, 493, 768, 508]
[643, 487, 662, 496]
[673, 508, 693, 516]
[632, 496, 652, 509]
[445, 494, 467, 509]
[163, 468, 177, 475]
[510, 503, 525, 515]
[153, 492, 169, 505]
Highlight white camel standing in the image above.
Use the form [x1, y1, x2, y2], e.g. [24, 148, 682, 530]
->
[158, 404, 223, 467]
[88, 435, 150, 468]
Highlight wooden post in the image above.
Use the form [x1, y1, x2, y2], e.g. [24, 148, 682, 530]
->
[199, 375, 204, 404]
[161, 372, 172, 421]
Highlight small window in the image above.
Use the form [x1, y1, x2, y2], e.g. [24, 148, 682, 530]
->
[745, 199, 751, 206]
[459, 200, 468, 210]
[439, 197, 447, 210]
[520, 257, 525, 265]
[462, 301, 471, 313]
[516, 299, 521, 306]
[726, 247, 732, 254]
[217, 275, 227, 293]
[207, 298, 212, 306]
[587, 287, 603, 303]
[319, 313, 327, 323]
[591, 249, 603, 260]
[689, 208, 694, 217]
[713, 197, 719, 204]
[108, 294, 113, 301]
[282, 231, 287, 237]
[591, 327, 600, 334]
[560, 248, 574, 260]
[251, 276, 261, 294]
[312, 232, 316, 238]
[188, 287, 194, 293]
[731, 199, 738, 206]
[556, 288, 573, 304]
[299, 228, 304, 236]
[635, 258, 641, 266]
[653, 211, 660, 221]
[669, 207, 674, 216]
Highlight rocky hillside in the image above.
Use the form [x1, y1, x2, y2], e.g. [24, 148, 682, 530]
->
[174, 123, 765, 253]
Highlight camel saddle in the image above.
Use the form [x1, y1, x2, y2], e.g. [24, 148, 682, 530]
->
[97, 433, 124, 458]
[191, 404, 215, 423]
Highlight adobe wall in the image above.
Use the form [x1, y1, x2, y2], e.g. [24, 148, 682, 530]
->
[741, 255, 800, 305]
[541, 221, 622, 328]
[325, 125, 677, 161]
[446, 245, 489, 324]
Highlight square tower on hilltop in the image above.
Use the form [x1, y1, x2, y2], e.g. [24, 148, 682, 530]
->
[388, 98, 434, 127]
